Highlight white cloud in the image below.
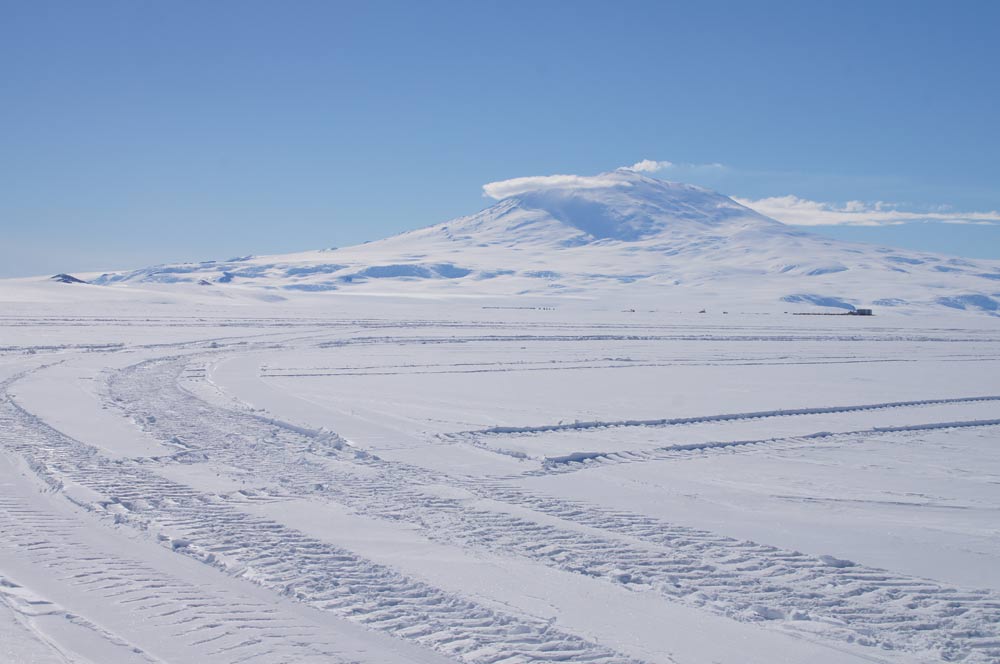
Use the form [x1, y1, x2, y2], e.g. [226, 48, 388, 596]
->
[483, 169, 1000, 226]
[628, 159, 673, 172]
[624, 159, 726, 173]
[735, 194, 1000, 227]
[482, 174, 627, 200]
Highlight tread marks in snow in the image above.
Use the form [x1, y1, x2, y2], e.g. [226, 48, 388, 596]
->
[0, 374, 642, 664]
[100, 356, 1000, 664]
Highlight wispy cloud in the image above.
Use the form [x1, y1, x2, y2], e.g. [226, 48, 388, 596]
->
[483, 166, 1000, 226]
[484, 161, 728, 199]
[482, 174, 627, 200]
[628, 159, 673, 172]
[735, 195, 1000, 227]
[625, 159, 725, 173]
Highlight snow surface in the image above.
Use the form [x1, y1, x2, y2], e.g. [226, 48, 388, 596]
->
[1, 172, 999, 663]
[41, 169, 1000, 317]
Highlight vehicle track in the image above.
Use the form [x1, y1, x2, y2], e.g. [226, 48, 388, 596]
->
[0, 489, 359, 663]
[99, 351, 1000, 664]
[525, 418, 1000, 475]
[0, 372, 644, 664]
[0, 569, 154, 664]
[444, 394, 1000, 439]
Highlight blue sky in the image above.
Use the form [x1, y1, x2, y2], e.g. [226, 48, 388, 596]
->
[2, 0, 999, 276]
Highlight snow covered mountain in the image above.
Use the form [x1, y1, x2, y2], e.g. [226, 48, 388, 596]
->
[77, 169, 1000, 313]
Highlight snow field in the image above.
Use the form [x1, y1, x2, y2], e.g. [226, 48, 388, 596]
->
[0, 307, 998, 663]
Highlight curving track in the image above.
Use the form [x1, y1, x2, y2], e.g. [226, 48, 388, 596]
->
[2, 320, 1000, 663]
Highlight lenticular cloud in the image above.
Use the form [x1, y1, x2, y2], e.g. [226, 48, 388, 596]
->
[482, 174, 629, 200]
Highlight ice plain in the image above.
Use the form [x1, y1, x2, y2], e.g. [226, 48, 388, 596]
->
[0, 286, 998, 664]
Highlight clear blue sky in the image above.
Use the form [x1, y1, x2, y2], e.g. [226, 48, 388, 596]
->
[3, 0, 999, 276]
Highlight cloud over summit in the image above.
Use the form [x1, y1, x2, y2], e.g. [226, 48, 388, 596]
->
[482, 167, 1000, 227]
[628, 159, 673, 172]
[482, 174, 627, 200]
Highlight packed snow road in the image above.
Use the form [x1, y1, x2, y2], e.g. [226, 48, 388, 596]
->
[1, 309, 999, 663]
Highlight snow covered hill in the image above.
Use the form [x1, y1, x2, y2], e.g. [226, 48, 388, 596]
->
[41, 170, 1000, 314]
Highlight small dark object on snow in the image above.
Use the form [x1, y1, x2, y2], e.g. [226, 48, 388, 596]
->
[197, 279, 213, 286]
[51, 273, 86, 284]
[796, 308, 875, 316]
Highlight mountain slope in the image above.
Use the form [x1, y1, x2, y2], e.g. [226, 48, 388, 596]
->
[83, 170, 1000, 314]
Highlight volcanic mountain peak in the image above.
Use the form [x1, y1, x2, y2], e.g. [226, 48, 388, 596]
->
[466, 169, 780, 243]
[55, 171, 1000, 315]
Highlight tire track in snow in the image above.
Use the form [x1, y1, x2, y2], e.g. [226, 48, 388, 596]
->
[0, 569, 155, 664]
[102, 353, 1000, 664]
[0, 372, 644, 664]
[443, 394, 1000, 439]
[527, 417, 1000, 475]
[0, 494, 357, 663]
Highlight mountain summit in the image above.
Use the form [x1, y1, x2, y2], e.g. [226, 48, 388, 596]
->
[85, 171, 1000, 314]
[475, 169, 782, 242]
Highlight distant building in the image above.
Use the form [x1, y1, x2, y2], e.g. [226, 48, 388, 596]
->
[853, 308, 873, 316]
